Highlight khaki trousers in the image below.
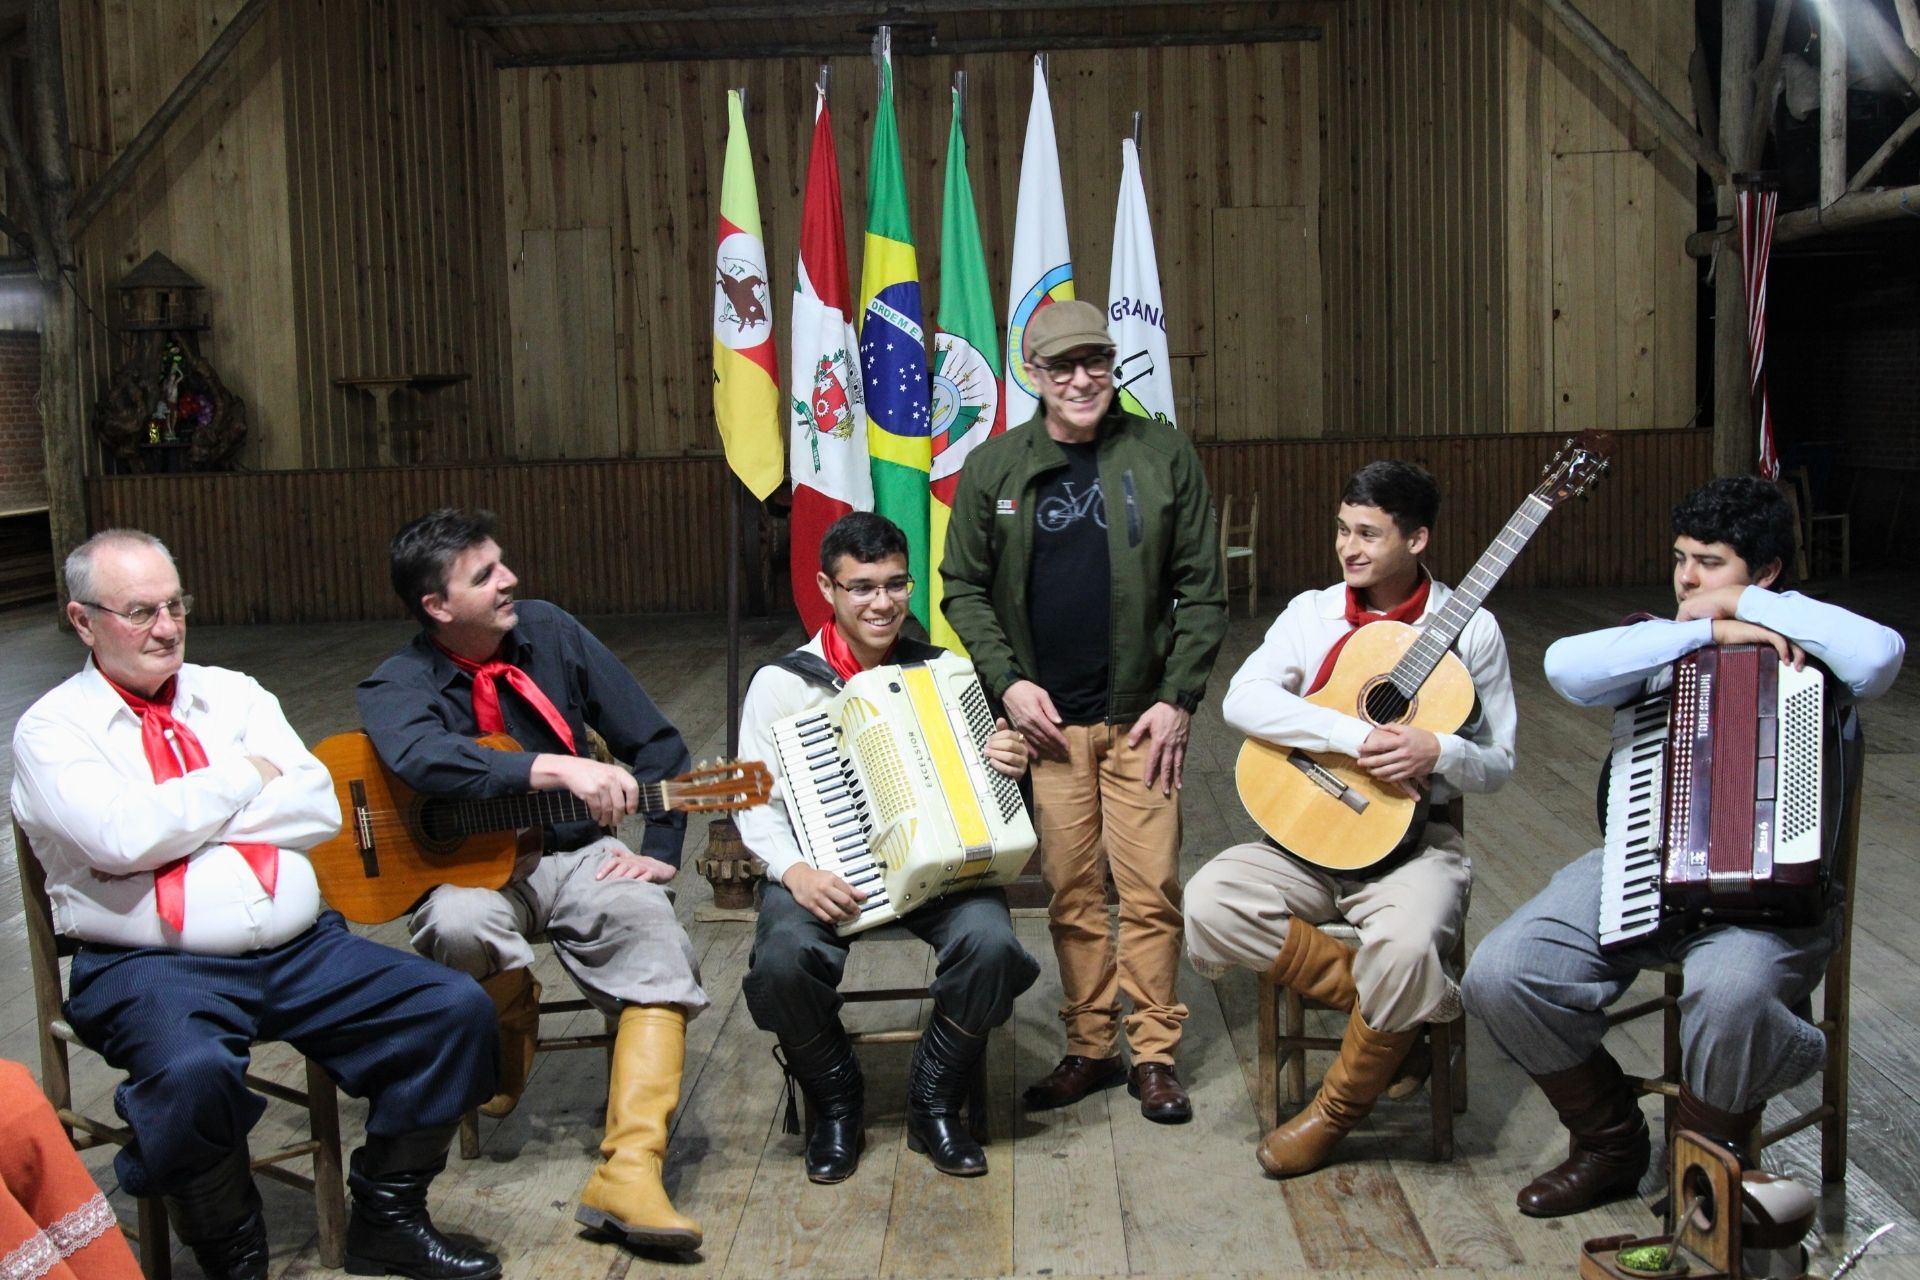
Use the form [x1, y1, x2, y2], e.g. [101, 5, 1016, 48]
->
[1184, 825, 1470, 1034]
[1031, 721, 1187, 1065]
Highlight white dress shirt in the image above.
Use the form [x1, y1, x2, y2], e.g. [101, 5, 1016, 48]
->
[1220, 578, 1518, 801]
[734, 633, 834, 887]
[1543, 587, 1907, 708]
[11, 659, 341, 954]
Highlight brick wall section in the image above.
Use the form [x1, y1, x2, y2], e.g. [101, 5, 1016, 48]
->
[0, 330, 45, 514]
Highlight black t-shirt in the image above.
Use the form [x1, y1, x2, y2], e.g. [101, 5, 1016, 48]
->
[1026, 440, 1112, 724]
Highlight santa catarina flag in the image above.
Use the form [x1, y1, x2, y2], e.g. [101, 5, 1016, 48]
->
[859, 54, 932, 626]
[789, 79, 872, 635]
[1004, 54, 1075, 428]
[1109, 137, 1177, 426]
[712, 89, 782, 501]
[929, 87, 1002, 654]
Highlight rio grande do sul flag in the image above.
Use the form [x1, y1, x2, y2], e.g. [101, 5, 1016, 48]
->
[929, 86, 1001, 654]
[712, 89, 782, 501]
[859, 52, 932, 627]
[1004, 54, 1074, 428]
[1109, 137, 1177, 426]
[789, 78, 872, 635]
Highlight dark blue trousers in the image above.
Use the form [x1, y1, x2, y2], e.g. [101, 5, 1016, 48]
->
[64, 911, 497, 1198]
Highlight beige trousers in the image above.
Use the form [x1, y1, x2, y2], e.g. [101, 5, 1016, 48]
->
[1031, 721, 1187, 1065]
[1184, 825, 1470, 1033]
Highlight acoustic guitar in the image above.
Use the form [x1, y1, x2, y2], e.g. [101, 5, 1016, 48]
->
[308, 732, 773, 923]
[1235, 432, 1614, 871]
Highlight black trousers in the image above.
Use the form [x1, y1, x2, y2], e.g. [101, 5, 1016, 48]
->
[64, 911, 498, 1197]
[742, 885, 1039, 1042]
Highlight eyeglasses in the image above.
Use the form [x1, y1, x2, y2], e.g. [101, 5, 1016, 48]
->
[832, 576, 915, 604]
[1029, 352, 1115, 385]
[81, 595, 194, 628]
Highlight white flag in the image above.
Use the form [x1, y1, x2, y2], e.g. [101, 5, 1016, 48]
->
[1004, 55, 1074, 428]
[1108, 138, 1177, 427]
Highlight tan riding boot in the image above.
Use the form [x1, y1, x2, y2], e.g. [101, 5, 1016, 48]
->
[575, 1006, 703, 1252]
[1257, 1007, 1417, 1178]
[478, 968, 541, 1119]
[1265, 920, 1358, 1010]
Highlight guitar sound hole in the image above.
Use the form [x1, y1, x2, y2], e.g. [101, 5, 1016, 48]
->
[1364, 683, 1412, 725]
[416, 803, 462, 851]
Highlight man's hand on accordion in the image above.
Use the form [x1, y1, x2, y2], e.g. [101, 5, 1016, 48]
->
[984, 717, 1030, 778]
[784, 862, 867, 924]
[1707, 618, 1807, 670]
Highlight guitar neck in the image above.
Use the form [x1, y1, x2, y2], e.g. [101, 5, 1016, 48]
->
[1388, 493, 1555, 695]
[436, 780, 676, 837]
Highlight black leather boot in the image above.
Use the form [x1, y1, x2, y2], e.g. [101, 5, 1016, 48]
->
[345, 1126, 501, 1279]
[777, 1021, 866, 1183]
[905, 1012, 989, 1178]
[162, 1148, 269, 1280]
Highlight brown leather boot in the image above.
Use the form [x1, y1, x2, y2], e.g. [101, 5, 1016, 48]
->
[478, 968, 541, 1119]
[1673, 1085, 1764, 1164]
[1256, 1008, 1416, 1178]
[1515, 1048, 1652, 1218]
[1265, 920, 1358, 1010]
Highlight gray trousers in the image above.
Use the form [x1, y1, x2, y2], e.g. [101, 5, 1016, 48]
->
[742, 884, 1039, 1043]
[1184, 827, 1471, 1033]
[1461, 846, 1837, 1112]
[410, 837, 709, 1018]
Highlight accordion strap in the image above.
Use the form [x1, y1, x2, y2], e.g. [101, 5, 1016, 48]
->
[764, 636, 948, 694]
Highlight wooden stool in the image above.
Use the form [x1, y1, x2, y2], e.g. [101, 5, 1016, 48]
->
[1220, 491, 1260, 618]
[459, 965, 617, 1159]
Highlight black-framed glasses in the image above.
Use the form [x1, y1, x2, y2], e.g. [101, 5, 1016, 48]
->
[81, 594, 194, 628]
[1029, 352, 1115, 385]
[831, 576, 914, 604]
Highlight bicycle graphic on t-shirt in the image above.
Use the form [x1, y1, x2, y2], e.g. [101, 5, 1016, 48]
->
[1036, 480, 1107, 533]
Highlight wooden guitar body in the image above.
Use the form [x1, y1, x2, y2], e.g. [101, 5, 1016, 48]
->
[1235, 620, 1476, 872]
[309, 732, 524, 924]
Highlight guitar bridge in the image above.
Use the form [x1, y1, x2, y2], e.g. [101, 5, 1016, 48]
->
[348, 779, 380, 877]
[1286, 750, 1369, 814]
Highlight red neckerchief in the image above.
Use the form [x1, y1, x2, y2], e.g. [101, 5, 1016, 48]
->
[819, 623, 895, 683]
[1306, 571, 1433, 695]
[103, 672, 279, 931]
[433, 639, 577, 753]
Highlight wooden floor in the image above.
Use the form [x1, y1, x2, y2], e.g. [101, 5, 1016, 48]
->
[4, 577, 1919, 1279]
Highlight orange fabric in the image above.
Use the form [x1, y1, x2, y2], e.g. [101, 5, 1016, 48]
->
[0, 1059, 143, 1280]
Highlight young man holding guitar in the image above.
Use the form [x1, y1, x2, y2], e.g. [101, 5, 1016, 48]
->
[1185, 460, 1518, 1178]
[356, 509, 708, 1253]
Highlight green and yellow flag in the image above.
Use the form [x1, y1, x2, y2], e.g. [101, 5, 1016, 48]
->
[712, 89, 782, 500]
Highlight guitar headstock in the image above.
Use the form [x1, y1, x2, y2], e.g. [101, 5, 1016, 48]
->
[667, 759, 774, 812]
[1533, 431, 1615, 507]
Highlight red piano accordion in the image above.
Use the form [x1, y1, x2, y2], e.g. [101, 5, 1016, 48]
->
[1598, 643, 1835, 952]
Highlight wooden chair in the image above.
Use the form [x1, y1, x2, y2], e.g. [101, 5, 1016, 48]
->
[1255, 797, 1469, 1161]
[13, 818, 348, 1279]
[1784, 466, 1850, 581]
[1604, 762, 1862, 1185]
[457, 976, 616, 1159]
[797, 921, 990, 1141]
[1220, 492, 1260, 618]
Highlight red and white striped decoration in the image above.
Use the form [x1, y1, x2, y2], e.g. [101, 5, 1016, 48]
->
[1735, 186, 1780, 480]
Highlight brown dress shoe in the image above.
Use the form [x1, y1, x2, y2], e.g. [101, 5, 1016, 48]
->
[1023, 1054, 1127, 1110]
[1128, 1062, 1192, 1124]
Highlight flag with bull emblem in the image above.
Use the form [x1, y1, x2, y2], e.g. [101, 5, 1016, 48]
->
[711, 89, 782, 501]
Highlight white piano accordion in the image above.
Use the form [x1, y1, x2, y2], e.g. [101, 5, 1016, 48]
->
[769, 653, 1037, 936]
[1599, 644, 1828, 952]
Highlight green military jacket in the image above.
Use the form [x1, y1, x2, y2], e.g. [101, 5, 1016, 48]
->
[939, 402, 1227, 721]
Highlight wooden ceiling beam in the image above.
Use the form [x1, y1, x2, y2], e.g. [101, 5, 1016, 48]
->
[494, 24, 1320, 67]
[456, 0, 1276, 26]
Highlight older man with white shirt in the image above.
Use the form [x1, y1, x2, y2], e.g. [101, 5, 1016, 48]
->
[10, 529, 500, 1280]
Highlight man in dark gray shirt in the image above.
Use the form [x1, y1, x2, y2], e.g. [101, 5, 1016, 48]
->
[358, 508, 707, 1255]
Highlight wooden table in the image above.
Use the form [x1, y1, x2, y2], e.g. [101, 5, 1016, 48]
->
[332, 372, 470, 464]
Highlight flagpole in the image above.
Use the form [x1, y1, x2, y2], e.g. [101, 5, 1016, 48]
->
[725, 81, 748, 759]
[1131, 109, 1143, 149]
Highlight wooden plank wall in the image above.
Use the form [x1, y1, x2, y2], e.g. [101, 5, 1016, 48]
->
[497, 38, 1324, 455]
[1503, 0, 1698, 437]
[63, 0, 299, 466]
[87, 429, 1709, 624]
[87, 458, 732, 624]
[59, 0, 510, 472]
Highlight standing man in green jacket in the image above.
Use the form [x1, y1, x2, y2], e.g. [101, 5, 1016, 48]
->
[941, 300, 1227, 1123]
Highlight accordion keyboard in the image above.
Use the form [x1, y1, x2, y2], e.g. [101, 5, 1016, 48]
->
[1599, 693, 1672, 952]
